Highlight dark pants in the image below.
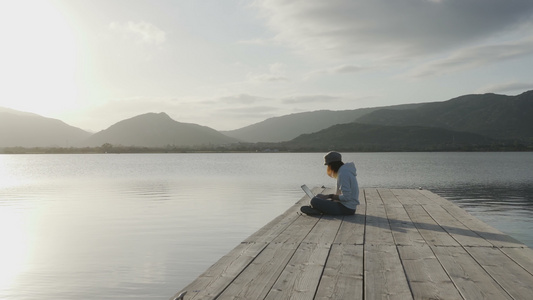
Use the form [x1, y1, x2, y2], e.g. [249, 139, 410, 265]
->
[311, 197, 356, 215]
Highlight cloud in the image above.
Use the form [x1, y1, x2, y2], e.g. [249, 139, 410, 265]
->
[248, 74, 289, 82]
[211, 102, 281, 126]
[254, 0, 533, 60]
[281, 95, 340, 104]
[476, 82, 533, 95]
[237, 37, 273, 45]
[408, 36, 533, 77]
[304, 64, 368, 80]
[247, 62, 290, 82]
[331, 65, 367, 74]
[217, 105, 279, 115]
[197, 94, 281, 126]
[109, 21, 167, 45]
[218, 94, 269, 104]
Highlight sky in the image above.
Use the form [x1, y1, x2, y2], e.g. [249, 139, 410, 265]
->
[1, 0, 533, 132]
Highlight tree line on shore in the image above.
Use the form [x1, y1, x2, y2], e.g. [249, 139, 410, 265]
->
[2, 140, 531, 154]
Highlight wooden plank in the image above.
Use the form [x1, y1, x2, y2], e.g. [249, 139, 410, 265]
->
[440, 202, 523, 248]
[465, 246, 533, 300]
[271, 214, 320, 244]
[173, 241, 268, 300]
[365, 189, 395, 245]
[244, 187, 325, 244]
[377, 188, 403, 207]
[378, 189, 427, 247]
[422, 203, 494, 247]
[334, 207, 366, 245]
[404, 189, 442, 206]
[364, 244, 412, 300]
[404, 204, 459, 247]
[417, 190, 524, 248]
[391, 188, 420, 206]
[385, 204, 427, 246]
[402, 190, 493, 247]
[432, 246, 513, 299]
[301, 188, 341, 244]
[265, 242, 331, 300]
[303, 215, 342, 244]
[364, 188, 382, 205]
[398, 245, 463, 300]
[315, 244, 364, 300]
[243, 208, 300, 244]
[332, 188, 366, 245]
[500, 247, 533, 276]
[216, 242, 298, 300]
[359, 188, 367, 206]
[445, 206, 523, 248]
[417, 189, 462, 206]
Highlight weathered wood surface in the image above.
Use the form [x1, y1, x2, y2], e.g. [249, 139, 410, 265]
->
[170, 188, 533, 300]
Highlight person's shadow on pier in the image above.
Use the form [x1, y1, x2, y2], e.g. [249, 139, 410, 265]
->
[312, 212, 523, 246]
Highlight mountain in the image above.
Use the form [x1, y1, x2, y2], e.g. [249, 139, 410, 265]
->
[3, 90, 531, 151]
[281, 122, 497, 152]
[357, 90, 533, 141]
[222, 103, 422, 143]
[224, 91, 533, 144]
[0, 107, 40, 117]
[0, 108, 91, 147]
[82, 112, 238, 147]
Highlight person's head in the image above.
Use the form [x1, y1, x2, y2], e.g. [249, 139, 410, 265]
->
[324, 151, 344, 178]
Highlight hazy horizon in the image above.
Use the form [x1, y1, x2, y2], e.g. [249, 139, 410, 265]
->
[1, 0, 533, 132]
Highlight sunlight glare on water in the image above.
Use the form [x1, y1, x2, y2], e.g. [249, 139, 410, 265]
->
[0, 206, 31, 293]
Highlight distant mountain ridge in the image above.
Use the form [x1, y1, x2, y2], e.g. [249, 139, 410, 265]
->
[357, 90, 533, 141]
[224, 90, 533, 144]
[2, 90, 532, 150]
[281, 122, 498, 152]
[272, 90, 533, 151]
[221, 103, 422, 143]
[0, 111, 91, 147]
[0, 107, 40, 117]
[82, 112, 238, 147]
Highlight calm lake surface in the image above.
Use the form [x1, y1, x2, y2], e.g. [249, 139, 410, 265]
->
[1, 152, 532, 299]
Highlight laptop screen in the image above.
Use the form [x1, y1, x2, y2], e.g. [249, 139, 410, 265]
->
[301, 184, 315, 198]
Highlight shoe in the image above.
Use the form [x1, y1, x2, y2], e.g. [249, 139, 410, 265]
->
[300, 205, 322, 215]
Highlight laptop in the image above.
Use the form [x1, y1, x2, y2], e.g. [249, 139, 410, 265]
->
[301, 184, 316, 199]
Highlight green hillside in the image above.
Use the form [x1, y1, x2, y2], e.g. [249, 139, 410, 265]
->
[280, 123, 512, 152]
[357, 90, 533, 142]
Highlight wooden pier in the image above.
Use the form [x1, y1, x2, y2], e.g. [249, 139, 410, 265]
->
[170, 188, 533, 300]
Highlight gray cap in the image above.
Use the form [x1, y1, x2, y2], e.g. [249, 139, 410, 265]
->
[324, 151, 342, 165]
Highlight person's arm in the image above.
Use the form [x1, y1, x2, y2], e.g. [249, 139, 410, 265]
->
[336, 172, 352, 202]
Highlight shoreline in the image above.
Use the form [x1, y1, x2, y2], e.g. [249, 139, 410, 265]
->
[2, 146, 532, 155]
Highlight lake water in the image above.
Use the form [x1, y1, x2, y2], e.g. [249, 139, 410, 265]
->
[1, 152, 532, 299]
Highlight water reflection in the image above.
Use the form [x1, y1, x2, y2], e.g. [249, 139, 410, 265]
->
[435, 183, 533, 211]
[0, 205, 31, 294]
[0, 175, 298, 299]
